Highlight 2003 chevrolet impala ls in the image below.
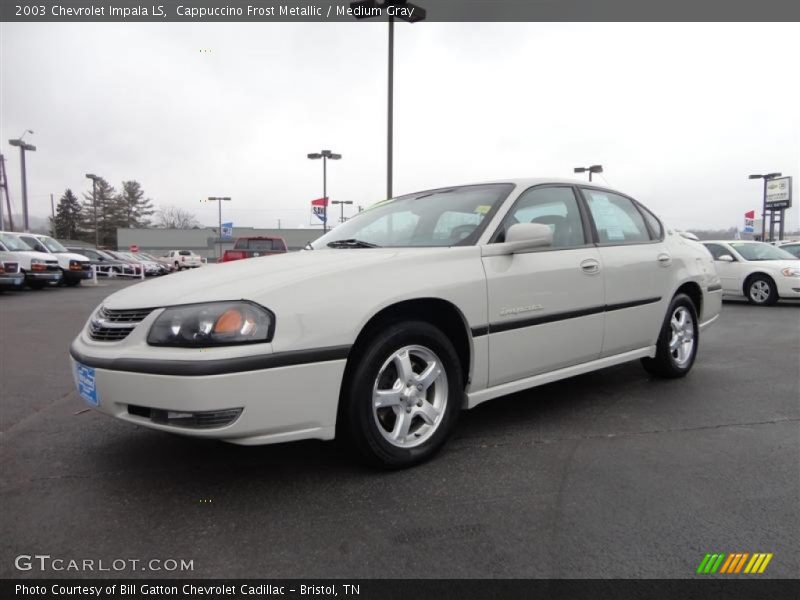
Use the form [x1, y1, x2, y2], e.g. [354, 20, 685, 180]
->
[70, 179, 722, 467]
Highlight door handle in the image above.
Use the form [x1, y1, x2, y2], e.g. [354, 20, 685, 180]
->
[657, 253, 672, 266]
[580, 259, 601, 275]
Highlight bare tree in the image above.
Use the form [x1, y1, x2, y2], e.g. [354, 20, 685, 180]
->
[155, 206, 201, 229]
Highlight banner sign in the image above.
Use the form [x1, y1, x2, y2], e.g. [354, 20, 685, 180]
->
[221, 222, 234, 240]
[765, 176, 792, 209]
[743, 210, 755, 234]
[311, 197, 328, 224]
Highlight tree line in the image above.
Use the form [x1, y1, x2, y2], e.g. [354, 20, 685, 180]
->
[50, 178, 199, 247]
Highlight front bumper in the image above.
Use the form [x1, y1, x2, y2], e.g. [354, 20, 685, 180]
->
[0, 273, 25, 289]
[25, 270, 62, 283]
[64, 268, 94, 282]
[69, 342, 347, 445]
[776, 278, 800, 299]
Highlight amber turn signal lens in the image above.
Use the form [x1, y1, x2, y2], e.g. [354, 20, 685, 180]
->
[213, 309, 244, 334]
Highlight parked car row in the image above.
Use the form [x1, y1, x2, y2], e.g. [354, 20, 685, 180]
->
[0, 231, 205, 292]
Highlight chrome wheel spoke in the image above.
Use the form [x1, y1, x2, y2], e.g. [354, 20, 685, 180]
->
[416, 361, 441, 392]
[393, 350, 414, 383]
[374, 382, 403, 408]
[416, 400, 441, 425]
[391, 410, 413, 442]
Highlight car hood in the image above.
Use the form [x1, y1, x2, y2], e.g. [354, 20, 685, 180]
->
[9, 250, 59, 262]
[58, 251, 91, 261]
[103, 248, 458, 309]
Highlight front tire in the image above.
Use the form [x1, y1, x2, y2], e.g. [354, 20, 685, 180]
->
[641, 293, 699, 379]
[746, 275, 778, 306]
[339, 320, 463, 469]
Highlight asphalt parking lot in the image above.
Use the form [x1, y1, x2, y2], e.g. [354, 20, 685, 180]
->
[1, 280, 798, 579]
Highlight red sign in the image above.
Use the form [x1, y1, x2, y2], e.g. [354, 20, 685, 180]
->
[130, 244, 140, 252]
[744, 210, 755, 219]
[311, 197, 328, 224]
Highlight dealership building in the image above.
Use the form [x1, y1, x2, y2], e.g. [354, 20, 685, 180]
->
[114, 227, 326, 259]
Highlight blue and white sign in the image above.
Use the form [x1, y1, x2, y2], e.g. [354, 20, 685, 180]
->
[221, 222, 234, 240]
[75, 363, 99, 407]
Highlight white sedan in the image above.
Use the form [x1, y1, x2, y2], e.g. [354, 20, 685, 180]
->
[70, 179, 722, 467]
[701, 240, 800, 305]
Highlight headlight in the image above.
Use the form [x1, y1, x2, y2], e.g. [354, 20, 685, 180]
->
[147, 301, 275, 347]
[30, 258, 47, 271]
[781, 267, 800, 277]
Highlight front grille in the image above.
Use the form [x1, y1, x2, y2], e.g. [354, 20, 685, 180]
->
[88, 306, 155, 342]
[2, 262, 19, 273]
[127, 405, 243, 429]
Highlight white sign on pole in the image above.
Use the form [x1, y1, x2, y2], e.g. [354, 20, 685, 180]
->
[765, 176, 792, 209]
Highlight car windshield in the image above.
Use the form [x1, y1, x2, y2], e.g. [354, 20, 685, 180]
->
[310, 183, 515, 249]
[0, 233, 34, 251]
[40, 236, 68, 253]
[71, 248, 99, 259]
[730, 243, 797, 261]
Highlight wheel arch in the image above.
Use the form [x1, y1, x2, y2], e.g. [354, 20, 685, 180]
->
[343, 297, 474, 392]
[674, 280, 703, 319]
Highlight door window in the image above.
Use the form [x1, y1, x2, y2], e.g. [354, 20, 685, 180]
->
[703, 243, 733, 261]
[493, 186, 586, 247]
[583, 190, 650, 244]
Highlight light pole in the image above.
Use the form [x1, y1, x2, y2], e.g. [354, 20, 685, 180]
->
[204, 197, 232, 259]
[307, 150, 342, 232]
[749, 172, 782, 241]
[350, 0, 426, 200]
[9, 130, 36, 232]
[332, 200, 354, 223]
[85, 174, 100, 247]
[574, 164, 603, 182]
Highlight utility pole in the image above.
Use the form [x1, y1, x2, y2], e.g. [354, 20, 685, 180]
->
[574, 165, 603, 182]
[332, 200, 354, 223]
[9, 132, 36, 232]
[205, 197, 231, 259]
[0, 154, 11, 230]
[307, 150, 342, 232]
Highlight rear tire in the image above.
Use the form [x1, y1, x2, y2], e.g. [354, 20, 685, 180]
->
[339, 320, 463, 469]
[745, 275, 778, 306]
[641, 293, 698, 379]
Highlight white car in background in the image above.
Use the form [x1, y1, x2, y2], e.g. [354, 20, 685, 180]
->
[0, 231, 62, 288]
[11, 232, 92, 286]
[70, 179, 722, 468]
[164, 250, 203, 270]
[701, 240, 800, 305]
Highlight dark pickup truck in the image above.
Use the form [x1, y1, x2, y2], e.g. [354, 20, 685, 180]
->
[221, 236, 288, 262]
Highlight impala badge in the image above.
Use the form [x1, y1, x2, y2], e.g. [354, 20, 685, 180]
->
[500, 304, 544, 317]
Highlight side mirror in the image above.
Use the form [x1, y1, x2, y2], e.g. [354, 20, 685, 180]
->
[483, 223, 553, 256]
[718, 254, 734, 263]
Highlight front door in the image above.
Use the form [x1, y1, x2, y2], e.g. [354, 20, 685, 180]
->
[482, 185, 605, 387]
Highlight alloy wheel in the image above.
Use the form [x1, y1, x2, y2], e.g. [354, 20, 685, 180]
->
[669, 306, 695, 367]
[372, 345, 448, 449]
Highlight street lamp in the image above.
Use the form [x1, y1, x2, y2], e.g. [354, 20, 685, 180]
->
[204, 196, 232, 259]
[9, 132, 36, 232]
[574, 164, 603, 182]
[331, 200, 354, 223]
[349, 0, 426, 200]
[749, 172, 782, 241]
[307, 150, 342, 233]
[85, 174, 100, 247]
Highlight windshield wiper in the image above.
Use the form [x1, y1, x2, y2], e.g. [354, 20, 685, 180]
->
[327, 239, 381, 248]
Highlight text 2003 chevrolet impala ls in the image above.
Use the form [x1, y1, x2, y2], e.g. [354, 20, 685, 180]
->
[70, 179, 722, 467]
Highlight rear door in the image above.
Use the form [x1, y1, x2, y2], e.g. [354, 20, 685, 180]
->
[482, 185, 605, 386]
[580, 187, 671, 356]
